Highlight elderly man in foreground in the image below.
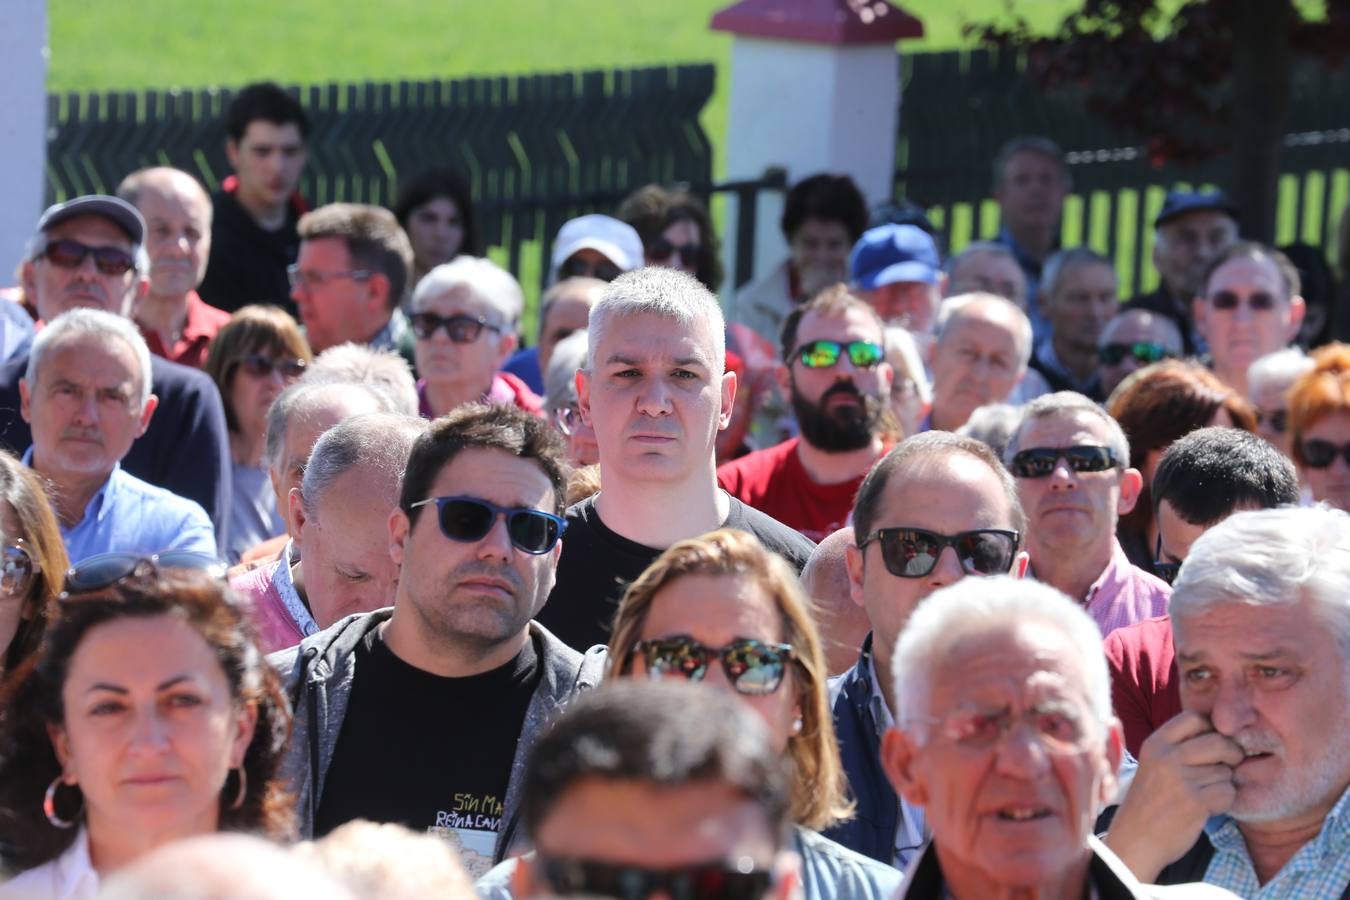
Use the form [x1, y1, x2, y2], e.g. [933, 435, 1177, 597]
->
[880, 575, 1235, 898]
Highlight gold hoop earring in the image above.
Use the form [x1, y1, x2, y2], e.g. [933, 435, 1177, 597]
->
[43, 776, 81, 829]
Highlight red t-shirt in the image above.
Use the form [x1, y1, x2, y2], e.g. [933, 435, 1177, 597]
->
[1103, 614, 1182, 757]
[716, 437, 862, 543]
[138, 291, 232, 369]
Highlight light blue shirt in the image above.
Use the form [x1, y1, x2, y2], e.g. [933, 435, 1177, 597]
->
[24, 450, 217, 564]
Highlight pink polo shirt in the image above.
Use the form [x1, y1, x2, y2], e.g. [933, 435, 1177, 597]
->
[1084, 538, 1172, 637]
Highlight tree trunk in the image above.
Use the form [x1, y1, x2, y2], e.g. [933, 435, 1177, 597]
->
[1228, 0, 1294, 243]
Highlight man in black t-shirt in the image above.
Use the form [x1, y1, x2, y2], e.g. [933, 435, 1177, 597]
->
[270, 404, 606, 878]
[536, 267, 814, 652]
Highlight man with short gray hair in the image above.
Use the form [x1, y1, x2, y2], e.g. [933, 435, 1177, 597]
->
[1030, 247, 1118, 400]
[232, 411, 427, 651]
[1006, 391, 1169, 635]
[926, 293, 1036, 432]
[304, 342, 419, 416]
[19, 308, 216, 562]
[944, 241, 1028, 309]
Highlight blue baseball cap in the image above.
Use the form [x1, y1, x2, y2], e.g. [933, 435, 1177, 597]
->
[1154, 190, 1237, 228]
[849, 223, 941, 290]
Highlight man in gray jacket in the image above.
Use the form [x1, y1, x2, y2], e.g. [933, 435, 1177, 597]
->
[271, 403, 606, 878]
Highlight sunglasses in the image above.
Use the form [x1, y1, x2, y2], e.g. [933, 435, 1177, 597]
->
[859, 528, 1019, 578]
[795, 339, 884, 370]
[1097, 342, 1172, 366]
[409, 312, 502, 343]
[1298, 438, 1350, 469]
[62, 551, 226, 597]
[633, 636, 795, 696]
[539, 856, 773, 900]
[1009, 445, 1118, 479]
[1255, 408, 1288, 435]
[1, 541, 40, 599]
[1153, 534, 1181, 586]
[559, 256, 623, 282]
[1208, 290, 1277, 312]
[40, 239, 136, 276]
[409, 495, 566, 554]
[236, 353, 306, 380]
[648, 237, 701, 268]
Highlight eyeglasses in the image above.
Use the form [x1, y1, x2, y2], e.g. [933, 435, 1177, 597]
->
[553, 404, 583, 436]
[1153, 534, 1181, 585]
[914, 700, 1091, 754]
[794, 339, 884, 370]
[559, 256, 623, 282]
[409, 496, 566, 554]
[40, 239, 137, 276]
[859, 528, 1019, 578]
[0, 541, 40, 599]
[539, 856, 773, 900]
[648, 237, 701, 268]
[1298, 438, 1350, 469]
[1255, 408, 1288, 435]
[1097, 342, 1173, 366]
[235, 354, 307, 380]
[409, 312, 502, 343]
[633, 636, 795, 696]
[285, 265, 373, 290]
[61, 551, 226, 598]
[1009, 445, 1118, 479]
[1208, 290, 1277, 312]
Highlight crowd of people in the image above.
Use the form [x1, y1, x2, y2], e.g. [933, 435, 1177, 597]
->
[0, 79, 1346, 899]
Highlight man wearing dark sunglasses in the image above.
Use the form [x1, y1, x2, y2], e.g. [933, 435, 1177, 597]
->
[718, 287, 893, 542]
[1193, 242, 1305, 398]
[271, 404, 605, 875]
[0, 194, 231, 554]
[1096, 309, 1184, 398]
[1005, 393, 1169, 638]
[825, 432, 1028, 867]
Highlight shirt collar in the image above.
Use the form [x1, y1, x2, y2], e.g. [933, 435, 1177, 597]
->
[274, 539, 319, 638]
[53, 827, 98, 899]
[367, 307, 408, 352]
[180, 291, 219, 342]
[1206, 781, 1350, 865]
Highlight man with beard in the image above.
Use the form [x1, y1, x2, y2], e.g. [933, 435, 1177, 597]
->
[719, 286, 894, 541]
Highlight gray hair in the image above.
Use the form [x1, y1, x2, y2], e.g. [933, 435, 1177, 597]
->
[1170, 505, 1350, 659]
[957, 403, 1022, 461]
[586, 267, 725, 376]
[544, 329, 589, 412]
[411, 255, 524, 330]
[936, 292, 1033, 368]
[893, 575, 1113, 743]
[26, 308, 153, 407]
[943, 241, 1018, 277]
[885, 326, 932, 407]
[264, 380, 395, 476]
[991, 135, 1072, 193]
[300, 413, 430, 520]
[538, 277, 605, 343]
[1041, 247, 1113, 302]
[1247, 347, 1314, 400]
[303, 343, 418, 416]
[1005, 390, 1131, 469]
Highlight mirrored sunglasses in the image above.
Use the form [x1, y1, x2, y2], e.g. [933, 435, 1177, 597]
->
[1009, 445, 1117, 479]
[859, 528, 1019, 578]
[1097, 342, 1172, 366]
[540, 856, 773, 900]
[795, 339, 884, 369]
[634, 636, 794, 696]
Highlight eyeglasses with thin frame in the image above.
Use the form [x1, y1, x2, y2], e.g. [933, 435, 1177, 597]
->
[539, 855, 773, 900]
[794, 339, 885, 370]
[859, 528, 1020, 579]
[61, 551, 226, 599]
[235, 353, 307, 381]
[632, 636, 795, 696]
[1097, 342, 1173, 366]
[409, 312, 502, 343]
[286, 265, 373, 291]
[1009, 445, 1118, 479]
[0, 541, 40, 599]
[409, 495, 566, 554]
[1298, 438, 1350, 469]
[1153, 533, 1181, 585]
[40, 239, 137, 276]
[1208, 290, 1277, 313]
[909, 699, 1093, 755]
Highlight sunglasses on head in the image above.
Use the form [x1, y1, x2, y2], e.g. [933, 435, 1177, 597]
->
[236, 353, 306, 380]
[794, 339, 884, 370]
[62, 551, 226, 598]
[1097, 342, 1172, 366]
[1256, 408, 1289, 435]
[1, 541, 40, 599]
[633, 636, 795, 696]
[1153, 534, 1181, 586]
[409, 496, 566, 554]
[410, 312, 502, 343]
[41, 239, 136, 276]
[859, 528, 1019, 579]
[1299, 438, 1350, 469]
[1209, 290, 1277, 312]
[559, 256, 623, 282]
[648, 237, 701, 268]
[1009, 445, 1118, 479]
[540, 856, 773, 900]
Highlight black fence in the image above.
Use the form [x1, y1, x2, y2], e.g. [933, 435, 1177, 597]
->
[895, 48, 1350, 295]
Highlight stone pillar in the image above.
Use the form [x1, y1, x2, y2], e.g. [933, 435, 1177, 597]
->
[711, 0, 923, 298]
[0, 2, 47, 269]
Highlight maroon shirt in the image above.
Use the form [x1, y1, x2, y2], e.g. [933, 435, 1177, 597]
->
[1103, 613, 1182, 757]
[717, 436, 868, 543]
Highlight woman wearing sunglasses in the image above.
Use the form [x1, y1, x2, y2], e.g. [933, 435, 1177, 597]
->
[203, 306, 312, 563]
[1288, 342, 1350, 511]
[0, 561, 291, 897]
[617, 184, 724, 292]
[0, 451, 69, 678]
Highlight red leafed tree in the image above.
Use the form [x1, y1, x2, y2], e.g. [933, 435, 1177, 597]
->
[967, 0, 1350, 243]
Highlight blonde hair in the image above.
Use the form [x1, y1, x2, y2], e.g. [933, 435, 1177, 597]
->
[607, 528, 851, 830]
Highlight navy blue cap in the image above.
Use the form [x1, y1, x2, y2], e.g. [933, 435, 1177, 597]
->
[849, 224, 941, 290]
[1154, 190, 1238, 228]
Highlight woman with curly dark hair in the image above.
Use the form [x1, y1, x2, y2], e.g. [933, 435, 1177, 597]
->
[0, 451, 69, 679]
[0, 561, 292, 894]
[617, 183, 724, 292]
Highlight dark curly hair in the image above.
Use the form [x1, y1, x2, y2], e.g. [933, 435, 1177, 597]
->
[616, 184, 724, 292]
[0, 569, 293, 872]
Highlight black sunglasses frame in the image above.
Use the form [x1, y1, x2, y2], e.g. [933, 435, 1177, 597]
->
[859, 527, 1020, 579]
[1009, 445, 1119, 479]
[632, 636, 795, 696]
[409, 312, 502, 343]
[1152, 533, 1181, 585]
[1298, 438, 1350, 469]
[236, 353, 307, 380]
[409, 495, 567, 554]
[62, 551, 226, 598]
[648, 237, 702, 267]
[539, 856, 773, 900]
[41, 238, 137, 276]
[1097, 342, 1172, 366]
[794, 339, 884, 370]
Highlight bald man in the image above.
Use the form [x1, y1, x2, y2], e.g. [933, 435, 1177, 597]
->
[118, 167, 230, 368]
[801, 527, 872, 675]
